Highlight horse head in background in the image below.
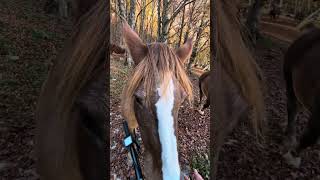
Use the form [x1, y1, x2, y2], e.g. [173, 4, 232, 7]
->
[110, 43, 127, 60]
[121, 22, 193, 180]
[197, 71, 210, 115]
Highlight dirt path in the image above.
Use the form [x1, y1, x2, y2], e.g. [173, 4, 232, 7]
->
[260, 16, 300, 43]
[110, 59, 210, 179]
[217, 37, 320, 179]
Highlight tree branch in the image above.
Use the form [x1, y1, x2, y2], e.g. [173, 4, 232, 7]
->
[167, 0, 196, 23]
[134, 0, 155, 27]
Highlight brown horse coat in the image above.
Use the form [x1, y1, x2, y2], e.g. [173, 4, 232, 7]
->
[211, 0, 266, 178]
[283, 28, 320, 155]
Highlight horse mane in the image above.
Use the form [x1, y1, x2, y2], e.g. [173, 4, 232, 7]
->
[35, 0, 106, 179]
[121, 43, 193, 128]
[216, 0, 265, 135]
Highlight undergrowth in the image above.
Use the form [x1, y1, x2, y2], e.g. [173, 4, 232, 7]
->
[190, 151, 210, 180]
[110, 57, 132, 98]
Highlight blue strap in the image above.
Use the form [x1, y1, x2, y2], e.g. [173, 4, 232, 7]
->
[124, 135, 133, 147]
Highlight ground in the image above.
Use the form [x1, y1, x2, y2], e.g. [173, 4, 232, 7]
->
[0, 0, 71, 179]
[216, 33, 320, 179]
[110, 57, 210, 179]
[260, 15, 300, 43]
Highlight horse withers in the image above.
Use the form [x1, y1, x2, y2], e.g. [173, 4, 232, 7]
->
[197, 71, 210, 115]
[282, 26, 320, 168]
[121, 22, 193, 180]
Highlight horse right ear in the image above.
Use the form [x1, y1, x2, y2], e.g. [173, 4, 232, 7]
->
[123, 22, 148, 65]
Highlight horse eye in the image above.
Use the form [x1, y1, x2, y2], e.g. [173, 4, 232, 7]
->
[134, 95, 144, 105]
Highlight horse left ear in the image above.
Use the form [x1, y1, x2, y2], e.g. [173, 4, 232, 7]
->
[123, 21, 148, 65]
[176, 38, 193, 63]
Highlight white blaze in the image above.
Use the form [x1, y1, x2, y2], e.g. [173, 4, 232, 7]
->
[155, 78, 180, 180]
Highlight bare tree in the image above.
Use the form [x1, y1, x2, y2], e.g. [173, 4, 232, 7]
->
[158, 0, 196, 42]
[118, 0, 126, 19]
[187, 11, 209, 71]
[139, 0, 147, 38]
[246, 0, 263, 42]
[157, 0, 162, 39]
[177, 6, 186, 47]
[128, 0, 137, 28]
[294, 0, 299, 15]
[149, 0, 156, 41]
[183, 1, 196, 43]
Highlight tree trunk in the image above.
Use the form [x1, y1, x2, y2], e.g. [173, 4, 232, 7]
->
[139, 0, 146, 38]
[157, 0, 162, 39]
[178, 6, 186, 47]
[118, 0, 126, 19]
[307, 0, 312, 13]
[59, 0, 69, 17]
[149, 0, 156, 42]
[294, 0, 298, 15]
[246, 0, 263, 43]
[159, 0, 169, 42]
[118, 0, 133, 67]
[183, 1, 196, 43]
[128, 0, 136, 29]
[187, 15, 207, 71]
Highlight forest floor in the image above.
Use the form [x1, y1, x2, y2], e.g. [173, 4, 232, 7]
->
[110, 57, 210, 179]
[0, 0, 72, 179]
[217, 35, 320, 179]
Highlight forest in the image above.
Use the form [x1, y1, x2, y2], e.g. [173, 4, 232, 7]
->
[111, 0, 210, 71]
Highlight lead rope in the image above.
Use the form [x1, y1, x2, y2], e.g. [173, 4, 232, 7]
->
[123, 121, 143, 180]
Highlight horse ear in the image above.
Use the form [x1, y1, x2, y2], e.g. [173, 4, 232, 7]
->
[123, 22, 148, 65]
[176, 38, 193, 63]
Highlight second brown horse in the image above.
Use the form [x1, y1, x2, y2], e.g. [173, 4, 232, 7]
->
[282, 27, 320, 168]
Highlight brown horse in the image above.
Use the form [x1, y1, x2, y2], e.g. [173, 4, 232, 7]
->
[282, 27, 320, 168]
[35, 1, 107, 179]
[197, 71, 210, 115]
[211, 0, 266, 178]
[121, 22, 193, 180]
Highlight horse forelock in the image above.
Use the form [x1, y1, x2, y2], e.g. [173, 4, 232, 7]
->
[121, 43, 193, 127]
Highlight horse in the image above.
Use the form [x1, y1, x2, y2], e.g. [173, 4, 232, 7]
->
[121, 22, 193, 180]
[282, 27, 320, 168]
[197, 71, 210, 115]
[211, 0, 266, 178]
[35, 0, 107, 179]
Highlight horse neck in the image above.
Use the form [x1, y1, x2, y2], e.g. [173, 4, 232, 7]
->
[154, 77, 181, 180]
